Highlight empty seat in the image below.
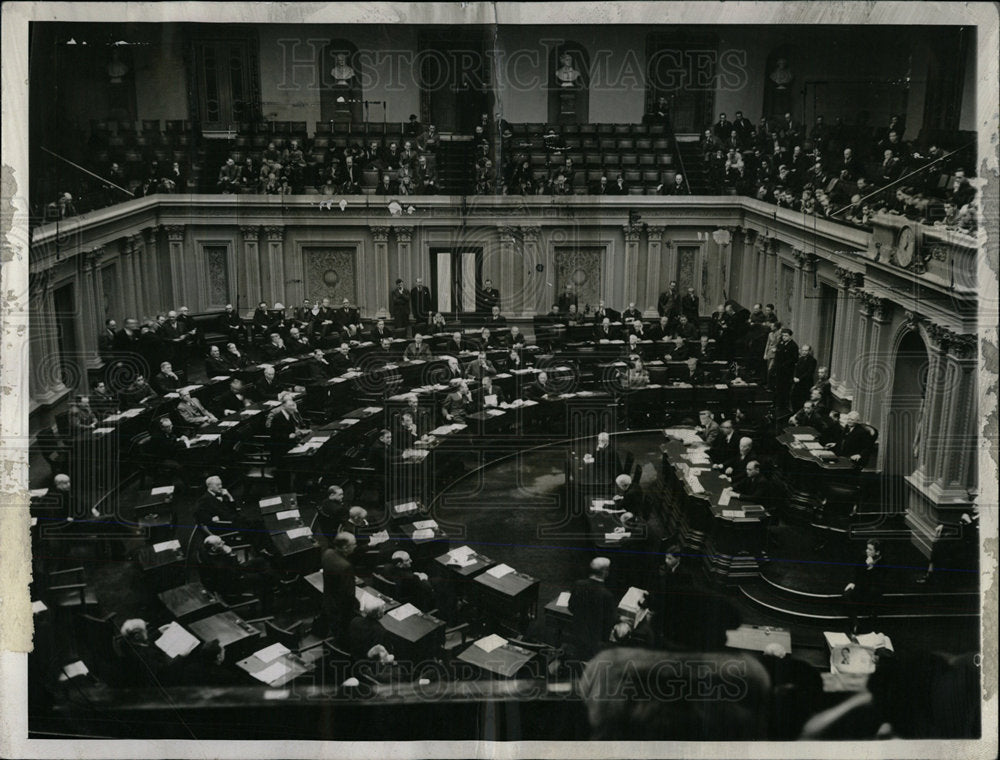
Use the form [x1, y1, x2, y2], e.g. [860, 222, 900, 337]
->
[649, 124, 666, 134]
[530, 153, 547, 166]
[597, 123, 614, 135]
[141, 119, 161, 134]
[599, 138, 616, 151]
[563, 124, 580, 134]
[662, 169, 677, 185]
[628, 186, 645, 195]
[310, 151, 326, 164]
[315, 122, 332, 134]
[579, 124, 597, 135]
[652, 138, 671, 150]
[234, 136, 250, 148]
[566, 152, 584, 165]
[290, 121, 307, 135]
[621, 154, 638, 166]
[584, 153, 602, 167]
[273, 121, 290, 133]
[548, 153, 565, 167]
[332, 122, 351, 134]
[362, 170, 379, 187]
[586, 169, 604, 182]
[581, 137, 598, 150]
[625, 170, 641, 183]
[636, 138, 653, 151]
[527, 123, 544, 135]
[642, 169, 661, 183]
[312, 136, 329, 149]
[164, 120, 188, 133]
[656, 154, 673, 166]
[633, 124, 650, 135]
[563, 137, 581, 149]
[639, 154, 655, 166]
[572, 170, 585, 187]
[617, 138, 635, 150]
[614, 123, 630, 134]
[532, 168, 548, 182]
[602, 154, 621, 167]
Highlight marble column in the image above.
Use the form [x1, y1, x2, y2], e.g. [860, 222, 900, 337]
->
[739, 228, 758, 303]
[521, 226, 543, 317]
[163, 224, 187, 308]
[395, 226, 414, 287]
[127, 233, 148, 318]
[497, 226, 518, 316]
[370, 226, 390, 315]
[644, 226, 665, 316]
[622, 224, 641, 306]
[239, 226, 262, 313]
[793, 250, 821, 352]
[119, 237, 138, 319]
[29, 273, 68, 405]
[263, 226, 286, 306]
[143, 227, 163, 315]
[78, 252, 102, 372]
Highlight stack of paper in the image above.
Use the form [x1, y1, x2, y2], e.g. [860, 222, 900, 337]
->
[486, 563, 514, 579]
[604, 531, 631, 541]
[356, 588, 382, 609]
[387, 603, 420, 621]
[340, 418, 360, 426]
[254, 642, 290, 663]
[401, 449, 429, 461]
[153, 539, 181, 553]
[804, 441, 823, 450]
[855, 632, 893, 652]
[94, 427, 115, 435]
[155, 622, 200, 659]
[275, 509, 300, 521]
[286, 526, 312, 540]
[412, 528, 435, 540]
[446, 546, 477, 567]
[218, 420, 239, 428]
[721, 509, 745, 518]
[29, 488, 49, 498]
[718, 487, 733, 507]
[394, 501, 420, 515]
[619, 586, 647, 614]
[260, 496, 283, 508]
[413, 519, 438, 530]
[793, 433, 814, 441]
[368, 530, 390, 547]
[241, 409, 261, 416]
[363, 406, 383, 414]
[59, 661, 89, 681]
[32, 600, 47, 614]
[685, 472, 705, 494]
[123, 408, 143, 418]
[210, 375, 231, 382]
[251, 661, 292, 686]
[556, 591, 571, 608]
[665, 428, 702, 446]
[474, 634, 507, 653]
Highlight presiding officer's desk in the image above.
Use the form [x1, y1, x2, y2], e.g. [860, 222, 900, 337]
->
[775, 425, 865, 520]
[660, 427, 769, 580]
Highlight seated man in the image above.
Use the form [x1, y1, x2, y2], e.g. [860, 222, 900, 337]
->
[478, 327, 500, 350]
[204, 345, 231, 377]
[403, 332, 433, 361]
[147, 416, 193, 485]
[222, 341, 249, 369]
[593, 317, 619, 342]
[732, 460, 769, 504]
[676, 314, 699, 341]
[151, 361, 182, 395]
[285, 326, 312, 355]
[464, 350, 497, 380]
[214, 378, 253, 416]
[338, 506, 376, 550]
[662, 336, 691, 363]
[506, 325, 526, 347]
[486, 306, 507, 327]
[254, 365, 286, 402]
[445, 330, 469, 355]
[301, 348, 338, 383]
[197, 534, 276, 606]
[217, 303, 244, 343]
[67, 396, 98, 435]
[260, 332, 289, 361]
[709, 418, 740, 464]
[443, 380, 475, 422]
[194, 475, 241, 531]
[265, 393, 311, 454]
[612, 473, 644, 518]
[695, 409, 720, 446]
[368, 428, 395, 474]
[681, 357, 705, 385]
[826, 410, 875, 467]
[369, 318, 392, 345]
[524, 370, 554, 400]
[718, 436, 758, 480]
[478, 375, 506, 408]
[176, 388, 218, 429]
[377, 550, 435, 610]
[328, 342, 357, 374]
[647, 316, 674, 343]
[791, 399, 827, 430]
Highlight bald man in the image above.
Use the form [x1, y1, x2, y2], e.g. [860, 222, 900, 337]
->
[613, 473, 644, 519]
[194, 475, 240, 530]
[569, 557, 618, 662]
[827, 410, 875, 467]
[322, 533, 358, 639]
[377, 550, 435, 610]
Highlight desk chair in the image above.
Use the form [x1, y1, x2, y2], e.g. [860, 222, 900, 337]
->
[507, 636, 565, 679]
[45, 566, 99, 612]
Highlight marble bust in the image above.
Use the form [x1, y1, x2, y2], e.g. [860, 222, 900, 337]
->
[331, 52, 355, 85]
[769, 58, 793, 89]
[555, 52, 581, 87]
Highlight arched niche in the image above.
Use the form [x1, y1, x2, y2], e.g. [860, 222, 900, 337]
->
[319, 39, 363, 124]
[762, 45, 797, 122]
[884, 328, 929, 484]
[548, 42, 590, 125]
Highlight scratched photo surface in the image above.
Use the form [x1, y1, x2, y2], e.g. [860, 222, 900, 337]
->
[1, 2, 996, 759]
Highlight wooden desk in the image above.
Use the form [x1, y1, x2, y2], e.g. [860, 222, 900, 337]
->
[456, 640, 536, 678]
[356, 584, 401, 612]
[379, 606, 446, 660]
[434, 546, 495, 578]
[188, 610, 261, 657]
[256, 492, 299, 517]
[543, 592, 573, 645]
[158, 582, 225, 623]
[235, 645, 314, 688]
[472, 566, 540, 629]
[137, 542, 186, 592]
[269, 525, 321, 575]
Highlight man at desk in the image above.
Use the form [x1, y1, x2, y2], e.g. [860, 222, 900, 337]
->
[286, 326, 312, 355]
[46, 473, 98, 523]
[266, 393, 311, 451]
[524, 370, 554, 400]
[204, 345, 231, 377]
[790, 400, 827, 431]
[223, 341, 250, 369]
[662, 336, 691, 363]
[709, 419, 740, 464]
[568, 557, 617, 662]
[507, 325, 526, 347]
[680, 357, 705, 385]
[379, 550, 435, 610]
[67, 396, 98, 435]
[194, 475, 242, 531]
[369, 318, 392, 345]
[695, 410, 721, 446]
[151, 361, 182, 395]
[478, 375, 506, 408]
[176, 389, 218, 429]
[443, 380, 475, 422]
[613, 473, 644, 518]
[301, 348, 338, 383]
[825, 410, 875, 467]
[261, 332, 289, 361]
[584, 432, 621, 483]
[254, 365, 286, 402]
[464, 350, 497, 380]
[445, 331, 469, 355]
[328, 343, 356, 374]
[198, 534, 276, 609]
[647, 316, 673, 343]
[592, 299, 620, 324]
[718, 436, 758, 480]
[594, 317, 619, 342]
[676, 314, 699, 341]
[321, 533, 359, 640]
[732, 460, 769, 503]
[403, 333, 433, 361]
[486, 306, 506, 327]
[369, 429, 394, 474]
[214, 378, 253, 416]
[478, 327, 500, 350]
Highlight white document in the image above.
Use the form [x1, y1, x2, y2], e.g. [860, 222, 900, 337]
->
[150, 485, 175, 496]
[855, 632, 894, 652]
[804, 441, 823, 450]
[178, 384, 202, 394]
[286, 527, 312, 540]
[364, 406, 383, 414]
[340, 418, 360, 426]
[486, 563, 514, 579]
[793, 433, 815, 441]
[59, 661, 90, 681]
[355, 588, 380, 608]
[154, 622, 200, 659]
[310, 436, 330, 444]
[254, 642, 291, 664]
[275, 509, 300, 521]
[474, 634, 508, 653]
[448, 545, 475, 561]
[718, 487, 733, 507]
[252, 661, 292, 686]
[94, 427, 115, 435]
[211, 375, 231, 382]
[260, 496, 283, 508]
[30, 488, 49, 498]
[412, 519, 438, 530]
[412, 528, 435, 540]
[823, 631, 852, 648]
[153, 539, 181, 553]
[32, 600, 48, 614]
[430, 426, 453, 436]
[556, 592, 571, 608]
[604, 532, 631, 541]
[619, 586, 647, 612]
[387, 602, 420, 621]
[394, 501, 419, 515]
[368, 530, 390, 547]
[721, 509, 745, 518]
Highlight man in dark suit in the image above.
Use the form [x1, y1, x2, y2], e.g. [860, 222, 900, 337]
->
[477, 375, 506, 409]
[680, 287, 699, 322]
[713, 112, 732, 143]
[390, 279, 410, 331]
[732, 460, 769, 504]
[585, 432, 621, 485]
[368, 428, 394, 474]
[524, 370, 553, 400]
[253, 365, 285, 402]
[266, 395, 311, 455]
[557, 284, 578, 315]
[194, 475, 241, 530]
[147, 417, 191, 479]
[676, 314, 699, 341]
[719, 436, 758, 480]
[733, 110, 753, 142]
[378, 550, 435, 611]
[486, 306, 507, 327]
[622, 302, 642, 323]
[113, 317, 142, 356]
[334, 298, 360, 334]
[369, 319, 392, 345]
[591, 300, 620, 324]
[568, 557, 618, 662]
[260, 332, 289, 362]
[791, 400, 827, 431]
[321, 534, 358, 639]
[593, 317, 619, 342]
[445, 331, 468, 355]
[302, 348, 338, 382]
[709, 419, 740, 464]
[214, 379, 252, 416]
[772, 329, 800, 411]
[681, 357, 705, 385]
[204, 345, 230, 377]
[790, 344, 818, 412]
[285, 327, 312, 355]
[98, 319, 118, 361]
[827, 410, 875, 468]
[657, 281, 680, 320]
[443, 380, 475, 421]
[612, 473, 644, 518]
[479, 278, 500, 314]
[151, 361, 181, 395]
[410, 277, 433, 325]
[328, 343, 356, 374]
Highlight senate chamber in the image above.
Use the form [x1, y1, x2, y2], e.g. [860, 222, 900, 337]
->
[6, 2, 996, 754]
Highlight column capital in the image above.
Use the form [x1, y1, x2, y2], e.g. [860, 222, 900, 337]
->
[264, 225, 285, 242]
[835, 265, 864, 289]
[755, 234, 777, 255]
[792, 247, 818, 271]
[623, 224, 642, 243]
[369, 226, 390, 243]
[162, 224, 185, 242]
[925, 321, 977, 360]
[85, 246, 104, 270]
[520, 225, 541, 243]
[497, 225, 519, 243]
[240, 225, 261, 239]
[737, 226, 757, 243]
[394, 226, 413, 244]
[142, 226, 157, 244]
[127, 232, 144, 253]
[645, 225, 666, 241]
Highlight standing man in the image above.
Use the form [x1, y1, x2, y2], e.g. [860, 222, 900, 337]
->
[657, 281, 680, 321]
[680, 287, 700, 322]
[557, 283, 578, 315]
[479, 278, 500, 314]
[773, 329, 800, 412]
[568, 557, 618, 663]
[790, 344, 818, 413]
[321, 533, 359, 640]
[390, 279, 410, 333]
[410, 277, 433, 326]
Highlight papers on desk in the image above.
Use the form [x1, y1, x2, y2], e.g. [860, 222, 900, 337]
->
[356, 587, 382, 609]
[486, 563, 514, 579]
[190, 433, 222, 444]
[254, 642, 290, 663]
[252, 661, 292, 686]
[155, 621, 200, 659]
[401, 449, 430, 462]
[855, 632, 894, 652]
[94, 427, 115, 435]
[368, 530, 390, 547]
[445, 545, 478, 567]
[123, 407, 144, 418]
[721, 509, 745, 518]
[153, 539, 181, 553]
[104, 413, 124, 423]
[412, 528, 435, 539]
[211, 375, 231, 382]
[412, 519, 438, 530]
[556, 591, 571, 608]
[815, 450, 837, 460]
[685, 472, 706, 494]
[665, 427, 702, 446]
[714, 384, 728, 390]
[218, 420, 239, 428]
[803, 441, 824, 450]
[260, 496, 283, 508]
[151, 485, 175, 496]
[264, 400, 282, 407]
[485, 408, 505, 417]
[275, 509, 300, 521]
[340, 418, 360, 426]
[793, 433, 814, 441]
[286, 526, 312, 540]
[240, 409, 261, 417]
[474, 634, 508, 653]
[32, 600, 47, 614]
[288, 440, 322, 454]
[29, 488, 49, 498]
[363, 406, 383, 414]
[393, 501, 420, 516]
[687, 449, 711, 466]
[718, 487, 734, 507]
[619, 586, 647, 614]
[604, 531, 631, 541]
[178, 384, 202, 394]
[59, 661, 89, 681]
[387, 602, 420, 622]
[430, 425, 456, 436]
[823, 631, 852, 648]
